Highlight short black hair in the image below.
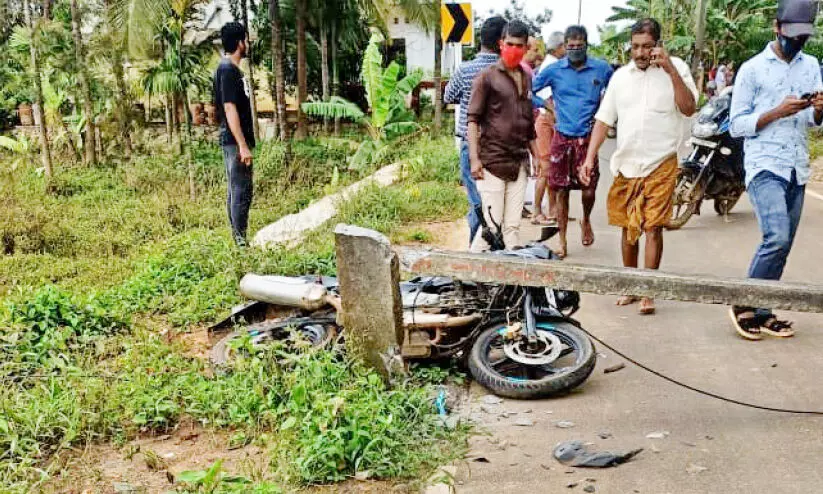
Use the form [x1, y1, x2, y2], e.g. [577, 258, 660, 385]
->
[221, 22, 247, 54]
[502, 19, 529, 42]
[564, 25, 588, 43]
[630, 18, 661, 42]
[480, 16, 507, 50]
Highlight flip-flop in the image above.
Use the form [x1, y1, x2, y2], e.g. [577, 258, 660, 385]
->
[531, 214, 556, 226]
[638, 298, 656, 315]
[760, 316, 795, 338]
[728, 308, 763, 340]
[616, 295, 639, 306]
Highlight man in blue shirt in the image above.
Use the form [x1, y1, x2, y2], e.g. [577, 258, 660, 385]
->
[533, 26, 613, 258]
[444, 16, 507, 246]
[729, 0, 823, 339]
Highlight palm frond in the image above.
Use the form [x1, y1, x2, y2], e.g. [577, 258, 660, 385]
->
[110, 0, 172, 58]
[361, 31, 384, 108]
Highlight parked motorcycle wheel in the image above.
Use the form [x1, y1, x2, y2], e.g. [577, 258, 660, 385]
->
[211, 318, 337, 365]
[468, 319, 596, 399]
[667, 171, 704, 230]
[713, 194, 741, 216]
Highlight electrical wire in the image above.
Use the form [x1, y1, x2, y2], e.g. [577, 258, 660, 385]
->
[577, 326, 823, 415]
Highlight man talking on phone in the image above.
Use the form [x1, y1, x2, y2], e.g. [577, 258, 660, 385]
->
[214, 22, 255, 246]
[581, 18, 697, 315]
[727, 0, 823, 339]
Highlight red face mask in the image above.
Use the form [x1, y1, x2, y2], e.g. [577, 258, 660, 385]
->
[499, 42, 527, 69]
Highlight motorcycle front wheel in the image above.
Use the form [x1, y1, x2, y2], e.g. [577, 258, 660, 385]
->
[667, 170, 704, 230]
[468, 319, 596, 399]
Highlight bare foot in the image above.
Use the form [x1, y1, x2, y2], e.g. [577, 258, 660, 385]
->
[555, 237, 567, 259]
[616, 296, 640, 306]
[638, 297, 656, 315]
[580, 219, 594, 247]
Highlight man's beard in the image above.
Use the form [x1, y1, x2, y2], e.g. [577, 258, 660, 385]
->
[634, 56, 650, 69]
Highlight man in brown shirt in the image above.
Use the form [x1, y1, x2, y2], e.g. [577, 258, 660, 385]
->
[468, 20, 539, 251]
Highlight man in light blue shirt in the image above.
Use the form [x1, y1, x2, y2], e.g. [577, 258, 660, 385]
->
[728, 0, 823, 339]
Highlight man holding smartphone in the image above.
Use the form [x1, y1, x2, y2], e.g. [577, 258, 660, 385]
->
[214, 22, 255, 246]
[581, 18, 697, 315]
[728, 0, 823, 339]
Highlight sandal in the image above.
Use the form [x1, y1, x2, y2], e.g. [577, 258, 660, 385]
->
[728, 308, 762, 341]
[531, 214, 557, 226]
[616, 295, 639, 306]
[638, 297, 655, 315]
[760, 316, 795, 338]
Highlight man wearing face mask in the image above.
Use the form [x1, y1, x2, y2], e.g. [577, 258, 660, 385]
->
[533, 26, 614, 258]
[214, 22, 255, 246]
[467, 20, 540, 251]
[727, 0, 823, 340]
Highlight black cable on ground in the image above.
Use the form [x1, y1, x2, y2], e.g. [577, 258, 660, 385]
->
[577, 326, 823, 415]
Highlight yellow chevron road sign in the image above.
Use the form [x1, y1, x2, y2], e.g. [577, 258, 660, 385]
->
[441, 2, 473, 45]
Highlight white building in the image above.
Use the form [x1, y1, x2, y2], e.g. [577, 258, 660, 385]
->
[386, 9, 462, 77]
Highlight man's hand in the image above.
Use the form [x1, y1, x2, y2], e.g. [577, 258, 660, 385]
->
[650, 46, 675, 74]
[812, 93, 823, 113]
[776, 96, 812, 119]
[470, 158, 484, 181]
[239, 145, 253, 166]
[578, 156, 596, 187]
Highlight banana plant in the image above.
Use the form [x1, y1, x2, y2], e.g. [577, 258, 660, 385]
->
[302, 32, 423, 170]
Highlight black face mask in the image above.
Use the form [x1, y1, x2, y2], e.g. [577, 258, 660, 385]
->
[778, 34, 808, 61]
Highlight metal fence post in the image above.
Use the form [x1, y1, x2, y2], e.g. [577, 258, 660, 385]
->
[334, 224, 404, 381]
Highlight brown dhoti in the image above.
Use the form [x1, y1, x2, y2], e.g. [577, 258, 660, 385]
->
[607, 155, 678, 245]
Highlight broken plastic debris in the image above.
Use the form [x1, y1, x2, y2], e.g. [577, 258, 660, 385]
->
[553, 440, 643, 468]
[645, 431, 670, 439]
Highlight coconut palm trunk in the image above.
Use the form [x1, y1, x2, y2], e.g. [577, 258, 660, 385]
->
[295, 0, 308, 139]
[432, 7, 442, 135]
[22, 0, 53, 181]
[70, 0, 97, 166]
[270, 0, 288, 140]
[331, 23, 340, 136]
[241, 0, 259, 141]
[320, 18, 330, 134]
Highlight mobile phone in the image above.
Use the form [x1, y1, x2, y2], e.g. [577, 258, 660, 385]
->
[650, 41, 662, 64]
[801, 92, 818, 101]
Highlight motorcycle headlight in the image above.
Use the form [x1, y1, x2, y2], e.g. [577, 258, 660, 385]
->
[698, 104, 715, 118]
[692, 121, 718, 138]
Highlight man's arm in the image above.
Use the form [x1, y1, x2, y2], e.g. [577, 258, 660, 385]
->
[444, 67, 462, 105]
[579, 121, 609, 186]
[532, 64, 552, 95]
[224, 102, 252, 165]
[467, 71, 489, 180]
[730, 63, 810, 136]
[653, 49, 696, 116]
[468, 121, 483, 180]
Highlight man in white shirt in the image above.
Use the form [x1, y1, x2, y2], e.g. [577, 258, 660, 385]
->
[581, 18, 697, 315]
[715, 63, 728, 92]
[532, 32, 565, 225]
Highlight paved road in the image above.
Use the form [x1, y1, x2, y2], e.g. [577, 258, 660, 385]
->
[454, 140, 823, 493]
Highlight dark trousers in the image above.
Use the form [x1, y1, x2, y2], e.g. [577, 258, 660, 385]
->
[223, 144, 253, 244]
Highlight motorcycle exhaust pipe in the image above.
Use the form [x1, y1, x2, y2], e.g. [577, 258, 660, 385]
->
[239, 274, 330, 311]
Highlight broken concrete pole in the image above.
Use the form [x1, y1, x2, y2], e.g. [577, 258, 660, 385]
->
[334, 224, 404, 381]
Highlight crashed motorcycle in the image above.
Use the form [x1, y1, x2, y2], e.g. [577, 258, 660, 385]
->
[211, 208, 596, 399]
[668, 87, 746, 229]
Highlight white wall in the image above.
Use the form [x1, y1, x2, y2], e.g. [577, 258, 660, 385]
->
[386, 10, 460, 78]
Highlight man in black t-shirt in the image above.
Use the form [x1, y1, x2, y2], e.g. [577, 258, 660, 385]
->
[214, 22, 255, 246]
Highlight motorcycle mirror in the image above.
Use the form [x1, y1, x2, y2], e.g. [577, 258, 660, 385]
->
[537, 225, 560, 242]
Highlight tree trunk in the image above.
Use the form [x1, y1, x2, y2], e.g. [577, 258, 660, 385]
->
[320, 18, 330, 134]
[295, 0, 308, 139]
[104, 0, 132, 157]
[241, 0, 260, 141]
[270, 0, 288, 140]
[164, 94, 172, 143]
[432, 21, 443, 136]
[23, 0, 53, 181]
[331, 23, 341, 136]
[70, 0, 96, 166]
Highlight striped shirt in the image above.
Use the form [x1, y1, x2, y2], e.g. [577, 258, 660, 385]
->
[444, 52, 499, 140]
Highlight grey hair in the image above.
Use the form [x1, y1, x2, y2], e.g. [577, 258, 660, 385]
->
[546, 31, 564, 51]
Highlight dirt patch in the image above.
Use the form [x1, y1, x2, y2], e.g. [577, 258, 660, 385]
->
[811, 157, 823, 182]
[396, 219, 469, 252]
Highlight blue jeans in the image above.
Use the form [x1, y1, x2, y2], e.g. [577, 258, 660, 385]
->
[223, 144, 254, 245]
[746, 170, 805, 314]
[460, 140, 481, 245]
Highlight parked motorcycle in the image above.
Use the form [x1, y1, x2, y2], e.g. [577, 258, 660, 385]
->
[668, 87, 745, 229]
[210, 210, 596, 399]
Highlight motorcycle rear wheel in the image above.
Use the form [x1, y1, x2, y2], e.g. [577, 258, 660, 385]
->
[713, 194, 741, 216]
[211, 318, 338, 365]
[468, 319, 596, 399]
